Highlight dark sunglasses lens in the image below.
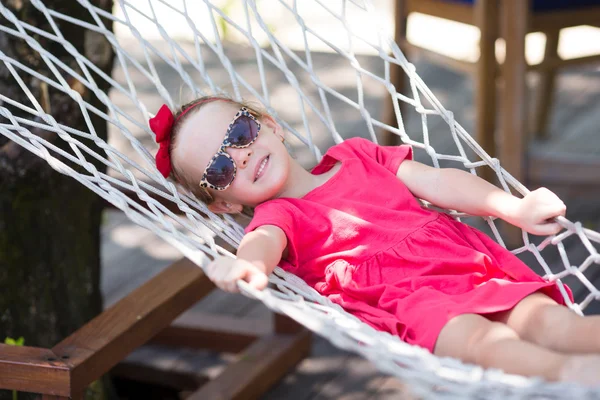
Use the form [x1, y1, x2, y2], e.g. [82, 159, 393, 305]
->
[228, 115, 258, 146]
[206, 154, 235, 188]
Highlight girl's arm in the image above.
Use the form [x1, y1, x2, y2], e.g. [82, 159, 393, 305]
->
[238, 225, 288, 275]
[206, 224, 287, 292]
[396, 160, 566, 235]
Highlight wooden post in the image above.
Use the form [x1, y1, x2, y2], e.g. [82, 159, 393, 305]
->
[533, 29, 560, 139]
[474, 0, 499, 182]
[381, 0, 408, 146]
[500, 0, 528, 184]
[500, 0, 529, 246]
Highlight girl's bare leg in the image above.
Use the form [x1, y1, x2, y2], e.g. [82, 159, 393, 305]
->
[489, 292, 600, 354]
[435, 313, 569, 381]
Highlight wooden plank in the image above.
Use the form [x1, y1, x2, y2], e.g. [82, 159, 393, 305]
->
[0, 345, 70, 397]
[150, 313, 271, 353]
[121, 344, 182, 372]
[406, 0, 473, 25]
[254, 336, 351, 400]
[527, 148, 600, 185]
[111, 361, 207, 391]
[168, 347, 231, 381]
[531, 7, 600, 32]
[531, 54, 600, 72]
[188, 330, 311, 400]
[171, 309, 273, 335]
[274, 312, 305, 334]
[52, 258, 215, 395]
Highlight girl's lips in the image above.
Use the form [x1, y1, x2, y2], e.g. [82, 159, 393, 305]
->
[254, 155, 269, 181]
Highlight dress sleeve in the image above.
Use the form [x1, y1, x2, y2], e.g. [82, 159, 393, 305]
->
[244, 200, 299, 267]
[345, 137, 413, 174]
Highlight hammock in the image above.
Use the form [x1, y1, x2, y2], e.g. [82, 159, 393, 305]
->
[1, 0, 599, 398]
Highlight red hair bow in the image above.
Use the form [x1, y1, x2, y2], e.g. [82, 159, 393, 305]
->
[150, 104, 174, 178]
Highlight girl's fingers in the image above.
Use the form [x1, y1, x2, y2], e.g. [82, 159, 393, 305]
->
[247, 270, 269, 290]
[224, 270, 245, 292]
[532, 222, 562, 236]
[206, 258, 268, 293]
[206, 261, 217, 277]
[536, 203, 566, 222]
[223, 275, 240, 293]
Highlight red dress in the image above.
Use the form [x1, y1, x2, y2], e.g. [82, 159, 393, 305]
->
[245, 137, 571, 352]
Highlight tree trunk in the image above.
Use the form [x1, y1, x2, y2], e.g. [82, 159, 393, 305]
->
[0, 0, 114, 398]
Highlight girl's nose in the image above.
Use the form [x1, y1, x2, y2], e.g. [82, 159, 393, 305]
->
[229, 147, 253, 169]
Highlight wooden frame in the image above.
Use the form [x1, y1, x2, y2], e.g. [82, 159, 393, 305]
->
[0, 257, 311, 399]
[384, 0, 600, 186]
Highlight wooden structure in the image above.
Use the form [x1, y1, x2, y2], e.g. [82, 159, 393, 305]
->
[384, 0, 600, 185]
[0, 254, 311, 399]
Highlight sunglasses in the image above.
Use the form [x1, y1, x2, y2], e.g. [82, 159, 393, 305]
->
[199, 107, 261, 191]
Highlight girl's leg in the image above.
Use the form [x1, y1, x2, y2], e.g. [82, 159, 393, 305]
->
[434, 313, 568, 381]
[488, 292, 600, 354]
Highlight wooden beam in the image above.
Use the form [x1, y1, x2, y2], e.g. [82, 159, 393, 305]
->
[531, 7, 600, 32]
[187, 330, 312, 400]
[0, 345, 70, 397]
[151, 312, 305, 354]
[527, 149, 600, 186]
[150, 312, 271, 353]
[111, 362, 207, 391]
[530, 53, 600, 72]
[407, 0, 600, 34]
[274, 312, 304, 334]
[51, 258, 215, 395]
[406, 0, 473, 25]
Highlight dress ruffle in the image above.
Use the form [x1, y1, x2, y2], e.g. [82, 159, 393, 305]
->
[319, 213, 570, 352]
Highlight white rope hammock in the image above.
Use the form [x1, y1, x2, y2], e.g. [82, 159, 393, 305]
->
[1, 0, 600, 397]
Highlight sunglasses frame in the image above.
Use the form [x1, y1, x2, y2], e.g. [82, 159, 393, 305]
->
[199, 107, 261, 191]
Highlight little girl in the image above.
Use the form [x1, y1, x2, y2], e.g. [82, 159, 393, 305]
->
[150, 95, 600, 385]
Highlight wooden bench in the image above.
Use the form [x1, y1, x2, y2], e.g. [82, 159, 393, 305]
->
[0, 256, 311, 399]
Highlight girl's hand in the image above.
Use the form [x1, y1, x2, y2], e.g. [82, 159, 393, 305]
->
[511, 187, 566, 235]
[205, 256, 269, 293]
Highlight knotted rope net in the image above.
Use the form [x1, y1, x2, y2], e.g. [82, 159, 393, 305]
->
[1, 0, 599, 398]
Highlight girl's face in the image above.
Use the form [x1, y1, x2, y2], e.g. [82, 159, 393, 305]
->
[174, 101, 290, 209]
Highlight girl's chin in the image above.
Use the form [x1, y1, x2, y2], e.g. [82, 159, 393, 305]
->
[256, 180, 286, 201]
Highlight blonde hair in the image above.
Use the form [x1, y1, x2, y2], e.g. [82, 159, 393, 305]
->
[168, 94, 266, 210]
